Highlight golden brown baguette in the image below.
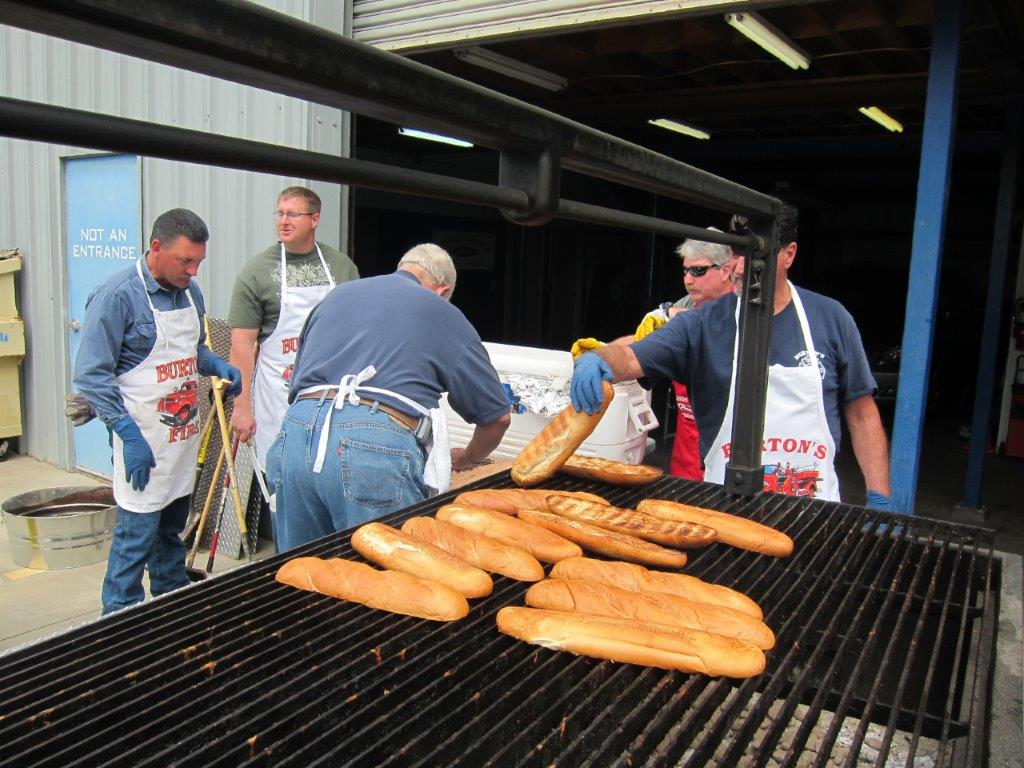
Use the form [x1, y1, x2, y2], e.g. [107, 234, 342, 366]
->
[560, 455, 663, 486]
[637, 499, 794, 557]
[275, 557, 469, 621]
[545, 495, 716, 549]
[453, 488, 610, 515]
[525, 578, 774, 650]
[518, 509, 687, 569]
[351, 522, 493, 598]
[511, 381, 615, 486]
[496, 606, 765, 678]
[435, 504, 582, 563]
[550, 556, 762, 620]
[401, 516, 544, 582]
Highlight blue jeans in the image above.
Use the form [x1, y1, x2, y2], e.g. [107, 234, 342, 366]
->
[101, 495, 191, 615]
[267, 397, 427, 551]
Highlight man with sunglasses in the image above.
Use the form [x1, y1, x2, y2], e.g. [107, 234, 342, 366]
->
[572, 204, 893, 510]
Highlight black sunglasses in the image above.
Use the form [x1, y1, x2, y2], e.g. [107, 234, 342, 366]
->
[682, 264, 721, 278]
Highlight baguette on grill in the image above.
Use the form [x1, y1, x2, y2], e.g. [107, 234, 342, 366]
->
[545, 496, 716, 549]
[550, 556, 762, 620]
[517, 509, 687, 569]
[511, 381, 615, 487]
[351, 522, 493, 598]
[560, 455, 663, 486]
[453, 488, 610, 516]
[525, 578, 774, 650]
[436, 504, 583, 563]
[638, 499, 794, 557]
[401, 516, 545, 582]
[496, 606, 765, 678]
[275, 557, 469, 621]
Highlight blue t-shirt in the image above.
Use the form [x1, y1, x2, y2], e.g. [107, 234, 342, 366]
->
[631, 286, 876, 459]
[290, 270, 509, 425]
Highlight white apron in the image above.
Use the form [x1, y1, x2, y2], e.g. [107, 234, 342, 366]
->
[252, 243, 335, 472]
[703, 284, 840, 501]
[301, 365, 452, 496]
[112, 260, 203, 512]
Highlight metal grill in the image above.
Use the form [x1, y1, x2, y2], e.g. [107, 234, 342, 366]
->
[0, 475, 998, 767]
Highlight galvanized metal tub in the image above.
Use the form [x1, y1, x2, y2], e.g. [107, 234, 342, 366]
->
[1, 486, 117, 569]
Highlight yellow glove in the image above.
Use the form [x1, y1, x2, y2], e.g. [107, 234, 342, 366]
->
[634, 308, 670, 340]
[571, 337, 605, 360]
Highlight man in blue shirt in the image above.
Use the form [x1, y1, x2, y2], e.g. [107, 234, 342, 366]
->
[73, 208, 242, 614]
[268, 243, 511, 550]
[571, 205, 892, 508]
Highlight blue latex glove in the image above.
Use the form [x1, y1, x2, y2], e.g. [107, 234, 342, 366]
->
[210, 357, 243, 397]
[112, 415, 156, 492]
[570, 353, 613, 415]
[866, 489, 896, 512]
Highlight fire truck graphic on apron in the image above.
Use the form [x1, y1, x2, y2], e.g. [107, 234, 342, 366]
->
[763, 463, 820, 498]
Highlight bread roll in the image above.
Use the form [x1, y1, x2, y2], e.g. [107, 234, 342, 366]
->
[436, 504, 582, 563]
[496, 606, 765, 678]
[560, 455, 663, 486]
[545, 495, 716, 548]
[518, 509, 687, 569]
[638, 499, 794, 557]
[525, 578, 774, 650]
[401, 516, 544, 582]
[275, 557, 469, 621]
[351, 522, 493, 598]
[550, 556, 762, 620]
[454, 488, 610, 515]
[511, 381, 615, 486]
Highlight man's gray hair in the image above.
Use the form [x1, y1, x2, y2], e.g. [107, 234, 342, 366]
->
[149, 208, 209, 246]
[674, 227, 731, 267]
[397, 243, 457, 299]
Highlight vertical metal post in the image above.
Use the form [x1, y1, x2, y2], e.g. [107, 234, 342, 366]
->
[890, 0, 963, 514]
[961, 101, 1022, 510]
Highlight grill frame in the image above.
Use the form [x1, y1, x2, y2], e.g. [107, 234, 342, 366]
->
[0, 473, 999, 768]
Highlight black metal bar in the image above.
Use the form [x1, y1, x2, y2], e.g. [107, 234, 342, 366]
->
[0, 0, 776, 217]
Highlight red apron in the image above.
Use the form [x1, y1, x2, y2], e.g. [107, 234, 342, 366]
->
[669, 381, 703, 480]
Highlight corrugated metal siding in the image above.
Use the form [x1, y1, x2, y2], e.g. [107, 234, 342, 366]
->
[353, 0, 750, 52]
[0, 0, 349, 467]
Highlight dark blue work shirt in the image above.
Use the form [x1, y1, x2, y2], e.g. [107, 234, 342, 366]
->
[290, 270, 509, 426]
[631, 286, 876, 458]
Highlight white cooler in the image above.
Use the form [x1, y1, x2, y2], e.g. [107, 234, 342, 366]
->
[442, 342, 658, 464]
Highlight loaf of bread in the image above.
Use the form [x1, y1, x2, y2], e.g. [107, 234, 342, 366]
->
[511, 381, 615, 486]
[550, 556, 762, 620]
[401, 516, 544, 582]
[436, 504, 583, 563]
[545, 495, 716, 548]
[275, 556, 469, 621]
[518, 509, 687, 569]
[638, 499, 794, 557]
[351, 522, 493, 598]
[454, 488, 610, 515]
[496, 606, 765, 678]
[525, 578, 774, 649]
[560, 454, 663, 485]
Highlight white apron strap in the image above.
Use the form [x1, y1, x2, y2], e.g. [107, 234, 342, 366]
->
[280, 243, 334, 304]
[312, 365, 377, 473]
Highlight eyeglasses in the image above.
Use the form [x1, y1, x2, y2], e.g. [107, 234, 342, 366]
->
[273, 210, 315, 219]
[682, 264, 721, 278]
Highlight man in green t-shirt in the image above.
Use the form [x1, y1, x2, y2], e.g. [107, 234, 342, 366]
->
[227, 186, 359, 475]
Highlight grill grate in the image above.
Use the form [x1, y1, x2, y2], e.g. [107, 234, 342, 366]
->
[0, 475, 998, 767]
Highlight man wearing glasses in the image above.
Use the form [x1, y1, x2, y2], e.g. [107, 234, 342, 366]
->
[571, 204, 893, 510]
[227, 187, 359, 490]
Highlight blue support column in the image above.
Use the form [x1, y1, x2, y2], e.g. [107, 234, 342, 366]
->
[962, 102, 1022, 509]
[890, 0, 963, 513]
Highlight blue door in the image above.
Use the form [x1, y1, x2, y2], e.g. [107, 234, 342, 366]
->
[65, 154, 142, 476]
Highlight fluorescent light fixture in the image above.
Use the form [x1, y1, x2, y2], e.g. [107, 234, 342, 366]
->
[454, 46, 568, 92]
[398, 127, 473, 147]
[725, 12, 810, 70]
[858, 106, 904, 133]
[648, 118, 711, 141]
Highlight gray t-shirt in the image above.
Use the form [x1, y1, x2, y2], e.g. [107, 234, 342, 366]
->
[290, 270, 509, 425]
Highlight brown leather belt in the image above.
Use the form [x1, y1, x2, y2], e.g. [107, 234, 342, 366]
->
[294, 390, 419, 432]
